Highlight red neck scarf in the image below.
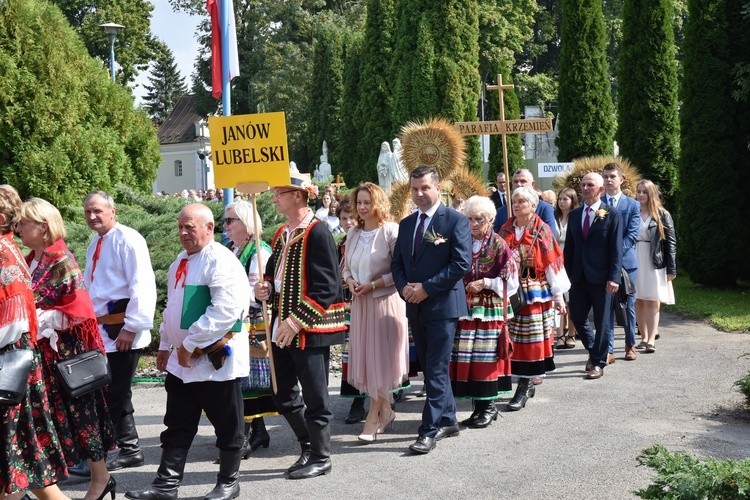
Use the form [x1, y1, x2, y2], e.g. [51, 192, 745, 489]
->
[26, 238, 103, 352]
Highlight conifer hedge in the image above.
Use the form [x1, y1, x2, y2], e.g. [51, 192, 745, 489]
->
[617, 0, 679, 204]
[557, 0, 615, 161]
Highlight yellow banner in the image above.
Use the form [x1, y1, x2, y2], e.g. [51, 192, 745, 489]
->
[208, 112, 291, 189]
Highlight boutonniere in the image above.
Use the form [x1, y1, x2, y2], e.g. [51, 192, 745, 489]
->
[593, 207, 609, 223]
[423, 228, 447, 246]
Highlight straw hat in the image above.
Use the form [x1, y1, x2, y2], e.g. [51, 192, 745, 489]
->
[272, 172, 319, 199]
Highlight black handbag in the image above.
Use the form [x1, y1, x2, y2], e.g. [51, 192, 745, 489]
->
[613, 268, 635, 328]
[510, 230, 541, 313]
[54, 350, 112, 398]
[0, 348, 33, 406]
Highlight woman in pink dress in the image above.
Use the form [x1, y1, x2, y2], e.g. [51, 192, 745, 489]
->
[343, 183, 408, 442]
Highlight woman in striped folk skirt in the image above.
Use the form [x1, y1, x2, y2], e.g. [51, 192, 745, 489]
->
[450, 196, 518, 429]
[499, 187, 570, 411]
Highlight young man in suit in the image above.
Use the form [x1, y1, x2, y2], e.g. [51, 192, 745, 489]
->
[493, 169, 557, 238]
[391, 166, 471, 454]
[563, 173, 623, 380]
[602, 163, 640, 362]
[489, 172, 508, 210]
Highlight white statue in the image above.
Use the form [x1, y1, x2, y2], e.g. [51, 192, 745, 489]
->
[377, 141, 394, 193]
[289, 161, 299, 174]
[313, 141, 332, 182]
[377, 138, 408, 193]
[390, 138, 408, 183]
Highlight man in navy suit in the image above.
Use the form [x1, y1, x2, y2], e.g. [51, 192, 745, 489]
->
[493, 169, 557, 238]
[563, 173, 623, 379]
[391, 166, 471, 454]
[489, 172, 508, 210]
[602, 163, 640, 362]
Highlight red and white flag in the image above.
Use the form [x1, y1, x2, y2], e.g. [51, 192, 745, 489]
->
[207, 0, 240, 99]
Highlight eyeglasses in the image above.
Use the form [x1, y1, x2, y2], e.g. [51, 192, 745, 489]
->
[223, 217, 240, 225]
[272, 190, 297, 198]
[467, 217, 488, 225]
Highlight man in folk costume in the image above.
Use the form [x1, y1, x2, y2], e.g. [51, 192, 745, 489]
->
[126, 204, 251, 500]
[70, 191, 157, 477]
[254, 172, 347, 479]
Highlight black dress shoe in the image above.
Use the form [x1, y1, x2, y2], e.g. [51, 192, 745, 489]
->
[344, 400, 366, 424]
[288, 458, 332, 479]
[434, 423, 460, 440]
[416, 385, 427, 397]
[68, 460, 91, 477]
[408, 436, 436, 454]
[107, 450, 145, 471]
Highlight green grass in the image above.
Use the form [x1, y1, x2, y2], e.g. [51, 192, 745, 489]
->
[663, 270, 750, 332]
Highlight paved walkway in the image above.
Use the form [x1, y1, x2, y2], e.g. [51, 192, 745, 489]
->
[61, 313, 750, 499]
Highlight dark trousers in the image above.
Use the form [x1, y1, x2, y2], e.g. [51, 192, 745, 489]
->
[271, 345, 332, 427]
[161, 373, 244, 451]
[608, 268, 638, 351]
[569, 280, 614, 368]
[106, 349, 142, 431]
[410, 313, 458, 437]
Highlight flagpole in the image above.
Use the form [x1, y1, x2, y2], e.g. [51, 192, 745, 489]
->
[220, 0, 233, 206]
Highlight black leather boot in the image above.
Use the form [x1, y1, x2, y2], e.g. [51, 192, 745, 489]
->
[344, 397, 366, 424]
[107, 413, 145, 471]
[246, 417, 270, 455]
[283, 411, 311, 474]
[125, 447, 189, 500]
[204, 449, 242, 500]
[460, 400, 483, 427]
[507, 379, 536, 411]
[288, 423, 332, 479]
[470, 400, 498, 428]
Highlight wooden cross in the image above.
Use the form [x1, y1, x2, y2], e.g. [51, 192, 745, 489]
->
[455, 74, 553, 217]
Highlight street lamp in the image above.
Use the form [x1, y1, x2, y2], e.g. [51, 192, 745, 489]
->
[99, 23, 124, 80]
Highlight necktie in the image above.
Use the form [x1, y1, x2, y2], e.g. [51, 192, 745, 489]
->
[174, 258, 188, 289]
[583, 207, 591, 239]
[90, 237, 103, 282]
[610, 196, 617, 208]
[413, 213, 428, 258]
[500, 192, 506, 206]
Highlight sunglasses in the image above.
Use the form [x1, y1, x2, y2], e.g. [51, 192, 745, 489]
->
[223, 217, 240, 225]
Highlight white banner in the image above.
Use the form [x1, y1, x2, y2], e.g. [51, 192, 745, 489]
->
[538, 162, 574, 178]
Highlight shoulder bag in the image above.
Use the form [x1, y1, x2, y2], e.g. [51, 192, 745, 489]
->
[54, 349, 112, 398]
[0, 347, 33, 406]
[509, 229, 541, 313]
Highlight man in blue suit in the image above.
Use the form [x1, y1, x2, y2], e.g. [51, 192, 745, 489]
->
[391, 166, 471, 454]
[563, 173, 623, 379]
[493, 169, 557, 238]
[602, 163, 640, 362]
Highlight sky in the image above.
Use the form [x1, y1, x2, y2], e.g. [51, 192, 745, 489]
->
[132, 1, 203, 105]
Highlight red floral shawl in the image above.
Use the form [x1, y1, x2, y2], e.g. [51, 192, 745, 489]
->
[0, 232, 37, 344]
[499, 213, 564, 274]
[25, 238, 103, 352]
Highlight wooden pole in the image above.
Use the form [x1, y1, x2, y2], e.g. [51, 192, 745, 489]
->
[239, 182, 278, 395]
[485, 74, 515, 219]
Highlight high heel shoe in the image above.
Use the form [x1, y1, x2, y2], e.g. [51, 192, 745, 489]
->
[378, 411, 396, 434]
[92, 475, 116, 500]
[358, 421, 380, 443]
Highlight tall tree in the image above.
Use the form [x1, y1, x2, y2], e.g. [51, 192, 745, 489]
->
[391, 0, 482, 172]
[617, 0, 679, 201]
[0, 0, 160, 206]
[556, 0, 615, 161]
[678, 0, 750, 287]
[355, 0, 396, 184]
[337, 32, 366, 185]
[308, 23, 347, 173]
[50, 0, 159, 84]
[142, 42, 187, 125]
